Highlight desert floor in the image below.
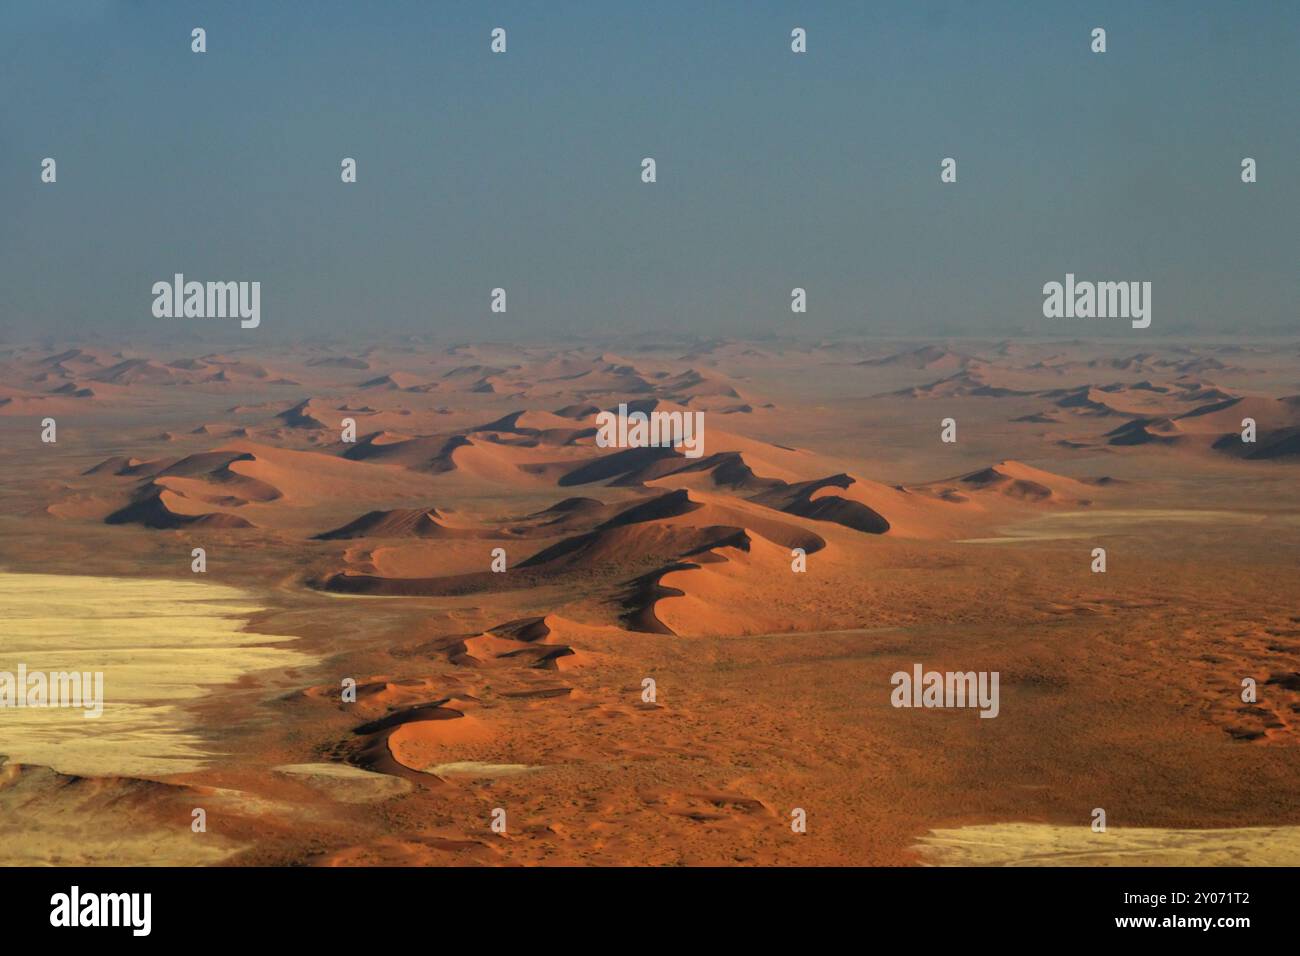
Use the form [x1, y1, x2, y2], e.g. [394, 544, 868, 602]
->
[1, 337, 1297, 865]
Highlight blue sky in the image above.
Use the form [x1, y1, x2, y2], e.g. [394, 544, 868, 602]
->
[2, 0, 1297, 342]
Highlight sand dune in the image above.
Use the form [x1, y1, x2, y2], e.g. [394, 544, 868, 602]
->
[1214, 427, 1300, 460]
[275, 398, 333, 429]
[473, 409, 594, 446]
[0, 384, 88, 414]
[752, 474, 892, 534]
[89, 439, 444, 529]
[107, 486, 257, 529]
[359, 371, 433, 391]
[885, 368, 1030, 399]
[38, 347, 113, 369]
[315, 507, 493, 540]
[342, 432, 468, 471]
[449, 616, 582, 670]
[950, 460, 1094, 504]
[49, 381, 97, 398]
[1105, 417, 1184, 446]
[1086, 395, 1300, 457]
[1178, 395, 1300, 432]
[91, 358, 188, 386]
[352, 699, 493, 779]
[314, 485, 833, 598]
[623, 533, 816, 635]
[859, 344, 972, 371]
[519, 518, 749, 574]
[518, 496, 610, 530]
[307, 355, 371, 370]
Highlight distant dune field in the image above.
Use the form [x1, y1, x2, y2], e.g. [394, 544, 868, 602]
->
[1, 338, 1297, 866]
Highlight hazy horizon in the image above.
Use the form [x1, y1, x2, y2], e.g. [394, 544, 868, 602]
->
[3, 0, 1298, 343]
